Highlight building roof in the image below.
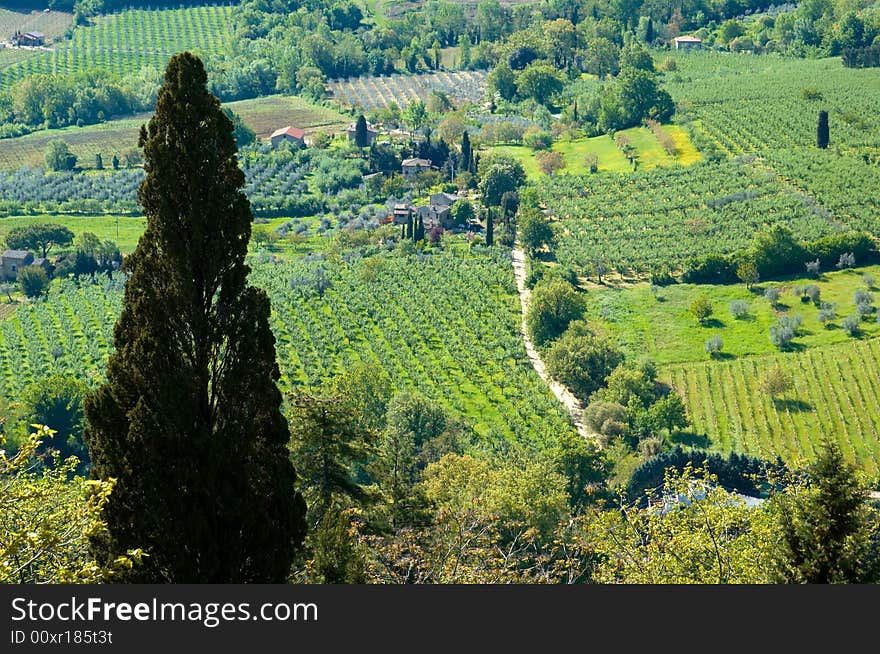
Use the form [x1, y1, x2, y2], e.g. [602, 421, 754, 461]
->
[2, 249, 32, 260]
[24, 32, 45, 39]
[393, 203, 412, 212]
[674, 35, 702, 42]
[402, 158, 432, 167]
[431, 192, 460, 206]
[270, 126, 306, 139]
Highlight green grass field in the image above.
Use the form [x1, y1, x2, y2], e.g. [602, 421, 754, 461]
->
[486, 127, 698, 182]
[0, 214, 146, 252]
[586, 265, 880, 365]
[0, 95, 349, 170]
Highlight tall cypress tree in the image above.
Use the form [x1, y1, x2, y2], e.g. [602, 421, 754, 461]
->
[817, 110, 829, 149]
[354, 114, 369, 148]
[485, 207, 494, 246]
[461, 131, 472, 174]
[83, 53, 307, 582]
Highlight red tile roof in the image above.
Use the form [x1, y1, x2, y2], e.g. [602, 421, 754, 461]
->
[271, 126, 306, 139]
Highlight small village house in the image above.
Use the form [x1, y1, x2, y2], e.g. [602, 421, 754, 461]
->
[392, 203, 414, 225]
[674, 35, 702, 50]
[401, 158, 432, 179]
[347, 122, 379, 146]
[270, 126, 306, 148]
[1, 250, 34, 281]
[11, 31, 45, 47]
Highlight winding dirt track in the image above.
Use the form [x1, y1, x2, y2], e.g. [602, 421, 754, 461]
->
[511, 246, 593, 442]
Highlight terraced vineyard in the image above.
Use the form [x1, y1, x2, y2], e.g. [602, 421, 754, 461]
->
[328, 70, 487, 111]
[0, 249, 576, 447]
[0, 5, 233, 90]
[662, 339, 880, 477]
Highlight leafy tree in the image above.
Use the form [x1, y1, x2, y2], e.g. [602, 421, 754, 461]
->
[817, 109, 829, 149]
[18, 265, 48, 298]
[95, 153, 103, 170]
[111, 154, 120, 170]
[478, 155, 526, 206]
[288, 390, 375, 527]
[620, 46, 655, 73]
[450, 199, 475, 226]
[487, 61, 516, 101]
[759, 364, 793, 398]
[736, 260, 759, 289]
[647, 393, 688, 436]
[45, 140, 77, 171]
[772, 439, 880, 583]
[83, 53, 307, 583]
[526, 278, 585, 346]
[705, 334, 724, 357]
[545, 331, 624, 402]
[20, 375, 89, 468]
[515, 64, 564, 105]
[690, 296, 713, 324]
[519, 209, 554, 256]
[1, 425, 136, 583]
[583, 37, 620, 79]
[537, 150, 565, 176]
[751, 225, 804, 278]
[6, 223, 74, 258]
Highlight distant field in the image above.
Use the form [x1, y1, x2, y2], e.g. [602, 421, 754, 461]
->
[663, 338, 880, 478]
[0, 95, 349, 169]
[0, 6, 232, 90]
[0, 214, 146, 252]
[328, 70, 487, 111]
[487, 126, 698, 182]
[0, 8, 74, 43]
[586, 265, 880, 365]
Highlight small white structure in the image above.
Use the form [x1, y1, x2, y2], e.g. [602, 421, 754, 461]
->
[674, 35, 702, 50]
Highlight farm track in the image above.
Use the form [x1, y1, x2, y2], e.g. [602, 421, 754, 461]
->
[511, 245, 594, 443]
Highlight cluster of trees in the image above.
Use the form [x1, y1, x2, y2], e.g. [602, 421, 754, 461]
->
[682, 226, 877, 285]
[0, 69, 161, 133]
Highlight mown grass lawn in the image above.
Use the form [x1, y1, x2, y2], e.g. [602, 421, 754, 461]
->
[585, 264, 880, 365]
[0, 214, 146, 253]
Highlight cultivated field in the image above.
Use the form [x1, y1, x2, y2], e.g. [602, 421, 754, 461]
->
[663, 338, 880, 477]
[328, 70, 487, 111]
[0, 5, 232, 90]
[0, 249, 577, 446]
[0, 94, 348, 169]
[0, 7, 74, 43]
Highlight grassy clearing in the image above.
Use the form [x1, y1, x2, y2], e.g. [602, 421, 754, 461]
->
[0, 95, 349, 170]
[664, 124, 702, 164]
[585, 264, 880, 365]
[485, 128, 698, 181]
[662, 338, 880, 477]
[0, 214, 146, 253]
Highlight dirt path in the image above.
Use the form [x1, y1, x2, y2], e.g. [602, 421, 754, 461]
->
[511, 246, 594, 442]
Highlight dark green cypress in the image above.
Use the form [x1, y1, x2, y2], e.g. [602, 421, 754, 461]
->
[461, 131, 472, 173]
[485, 206, 493, 246]
[354, 114, 369, 148]
[83, 53, 307, 583]
[817, 110, 829, 149]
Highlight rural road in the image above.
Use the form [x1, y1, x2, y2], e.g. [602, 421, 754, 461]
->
[511, 246, 594, 442]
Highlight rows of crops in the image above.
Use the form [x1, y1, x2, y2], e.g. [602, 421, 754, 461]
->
[541, 157, 839, 272]
[662, 338, 880, 477]
[0, 154, 321, 216]
[0, 8, 74, 43]
[328, 70, 487, 111]
[665, 52, 880, 153]
[0, 6, 233, 90]
[0, 249, 576, 446]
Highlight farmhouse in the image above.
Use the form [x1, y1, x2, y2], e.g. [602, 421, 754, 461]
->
[429, 192, 460, 208]
[401, 158, 432, 178]
[674, 35, 702, 50]
[270, 126, 306, 148]
[1, 250, 34, 281]
[11, 31, 45, 47]
[417, 204, 452, 229]
[347, 122, 379, 145]
[392, 203, 415, 225]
